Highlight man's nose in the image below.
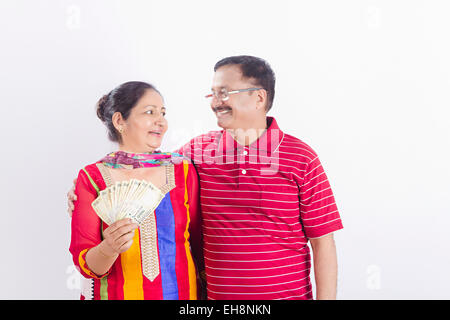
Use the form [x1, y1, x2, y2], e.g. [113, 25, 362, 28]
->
[211, 95, 226, 108]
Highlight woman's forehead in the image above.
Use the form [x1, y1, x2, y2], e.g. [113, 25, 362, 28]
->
[137, 89, 164, 107]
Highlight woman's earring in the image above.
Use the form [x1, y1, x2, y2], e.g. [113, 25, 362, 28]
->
[119, 127, 124, 133]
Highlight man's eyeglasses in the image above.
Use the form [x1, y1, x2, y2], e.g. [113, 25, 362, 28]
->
[205, 87, 263, 101]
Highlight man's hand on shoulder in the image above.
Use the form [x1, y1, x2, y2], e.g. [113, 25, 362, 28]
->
[67, 178, 77, 217]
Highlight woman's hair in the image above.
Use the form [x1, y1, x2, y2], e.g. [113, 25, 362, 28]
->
[96, 81, 161, 143]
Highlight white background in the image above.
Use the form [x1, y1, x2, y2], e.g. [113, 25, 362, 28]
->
[0, 0, 449, 299]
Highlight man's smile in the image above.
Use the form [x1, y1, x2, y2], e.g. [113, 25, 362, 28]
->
[212, 105, 232, 116]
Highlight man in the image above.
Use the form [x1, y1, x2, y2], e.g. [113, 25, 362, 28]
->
[68, 55, 343, 300]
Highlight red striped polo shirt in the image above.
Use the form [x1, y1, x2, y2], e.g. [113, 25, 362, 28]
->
[178, 117, 343, 300]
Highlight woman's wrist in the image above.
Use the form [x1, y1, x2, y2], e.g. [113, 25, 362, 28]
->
[98, 241, 119, 258]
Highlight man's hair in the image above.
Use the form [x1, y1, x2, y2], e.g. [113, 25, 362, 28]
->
[214, 55, 276, 112]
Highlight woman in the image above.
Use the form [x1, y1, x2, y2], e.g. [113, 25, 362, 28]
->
[69, 81, 203, 300]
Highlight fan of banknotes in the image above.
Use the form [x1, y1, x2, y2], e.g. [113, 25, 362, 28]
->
[91, 179, 165, 226]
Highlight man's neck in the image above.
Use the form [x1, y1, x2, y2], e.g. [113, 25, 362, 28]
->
[227, 117, 268, 146]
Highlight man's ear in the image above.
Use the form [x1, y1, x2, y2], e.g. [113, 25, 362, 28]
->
[256, 88, 268, 111]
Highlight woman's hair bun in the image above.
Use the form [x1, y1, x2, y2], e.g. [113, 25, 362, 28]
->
[96, 93, 110, 122]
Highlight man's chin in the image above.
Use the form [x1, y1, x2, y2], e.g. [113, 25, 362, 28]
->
[216, 117, 232, 130]
[214, 112, 233, 128]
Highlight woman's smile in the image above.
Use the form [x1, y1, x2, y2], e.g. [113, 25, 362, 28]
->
[148, 130, 162, 137]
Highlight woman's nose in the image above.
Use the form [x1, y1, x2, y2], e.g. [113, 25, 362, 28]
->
[155, 113, 167, 125]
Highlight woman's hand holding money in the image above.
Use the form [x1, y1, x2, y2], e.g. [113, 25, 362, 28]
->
[101, 218, 139, 255]
[85, 218, 139, 276]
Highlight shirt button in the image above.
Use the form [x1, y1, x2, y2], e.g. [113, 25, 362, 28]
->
[242, 169, 247, 175]
[243, 150, 248, 155]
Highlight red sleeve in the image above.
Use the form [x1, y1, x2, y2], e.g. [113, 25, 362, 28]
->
[174, 140, 193, 159]
[69, 169, 110, 279]
[298, 156, 343, 239]
[173, 144, 186, 156]
[185, 163, 204, 273]
[174, 133, 218, 165]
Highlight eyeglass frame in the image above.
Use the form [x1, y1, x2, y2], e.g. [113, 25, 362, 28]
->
[205, 87, 264, 101]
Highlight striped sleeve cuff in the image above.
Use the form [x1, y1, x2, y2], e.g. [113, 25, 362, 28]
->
[304, 218, 343, 239]
[78, 248, 111, 280]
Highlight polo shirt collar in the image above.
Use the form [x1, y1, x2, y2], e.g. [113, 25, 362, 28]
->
[217, 117, 284, 156]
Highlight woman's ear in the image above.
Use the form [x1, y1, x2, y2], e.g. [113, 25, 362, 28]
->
[112, 112, 125, 133]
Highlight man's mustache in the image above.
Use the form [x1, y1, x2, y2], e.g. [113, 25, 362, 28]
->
[212, 105, 232, 113]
